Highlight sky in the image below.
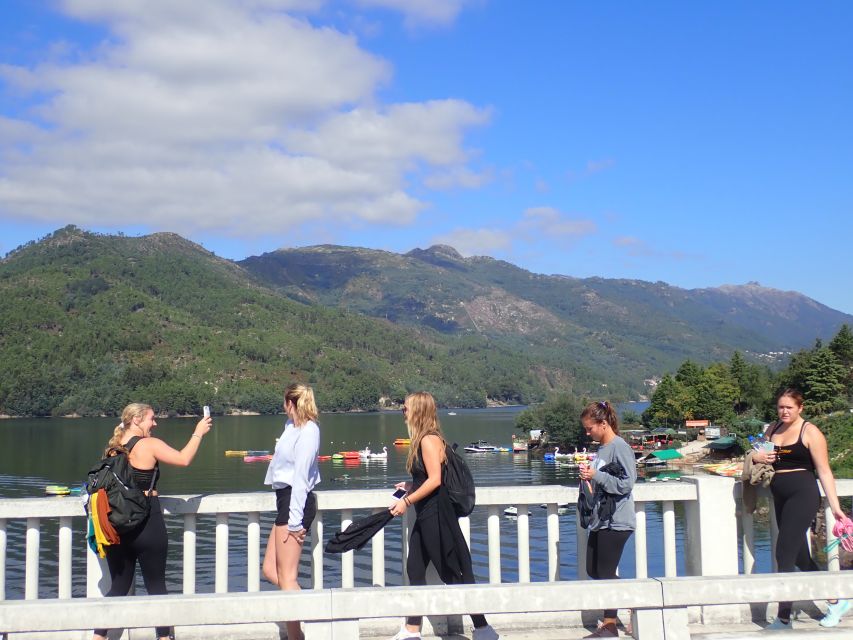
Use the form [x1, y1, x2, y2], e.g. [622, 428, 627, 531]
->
[1, 1, 852, 314]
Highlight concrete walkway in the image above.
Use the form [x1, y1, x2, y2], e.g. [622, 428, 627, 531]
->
[412, 616, 853, 639]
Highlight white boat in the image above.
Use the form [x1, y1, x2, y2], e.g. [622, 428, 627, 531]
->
[447, 411, 457, 416]
[464, 440, 498, 453]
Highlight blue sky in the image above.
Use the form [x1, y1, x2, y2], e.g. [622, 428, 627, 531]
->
[1, 1, 852, 314]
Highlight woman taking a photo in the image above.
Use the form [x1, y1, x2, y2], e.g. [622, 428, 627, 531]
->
[262, 383, 321, 640]
[93, 402, 212, 640]
[578, 400, 637, 638]
[389, 392, 498, 640]
[751, 388, 849, 629]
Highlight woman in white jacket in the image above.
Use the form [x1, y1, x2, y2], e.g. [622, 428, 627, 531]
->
[262, 383, 321, 640]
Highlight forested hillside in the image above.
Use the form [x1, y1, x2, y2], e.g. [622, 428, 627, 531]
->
[240, 244, 853, 388]
[3, 227, 851, 418]
[0, 227, 557, 416]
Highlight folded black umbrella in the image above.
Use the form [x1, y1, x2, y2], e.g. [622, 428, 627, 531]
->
[324, 509, 394, 553]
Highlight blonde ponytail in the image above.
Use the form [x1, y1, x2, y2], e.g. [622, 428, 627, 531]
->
[105, 402, 152, 456]
[284, 384, 319, 426]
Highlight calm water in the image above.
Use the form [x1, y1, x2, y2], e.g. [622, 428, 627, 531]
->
[0, 408, 771, 598]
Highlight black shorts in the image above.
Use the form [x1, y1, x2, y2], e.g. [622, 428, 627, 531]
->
[274, 486, 317, 529]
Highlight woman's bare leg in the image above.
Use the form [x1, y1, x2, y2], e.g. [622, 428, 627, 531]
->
[262, 525, 280, 586]
[275, 525, 305, 640]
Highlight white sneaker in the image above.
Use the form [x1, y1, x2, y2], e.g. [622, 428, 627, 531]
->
[472, 624, 500, 640]
[764, 617, 793, 631]
[820, 599, 851, 628]
[391, 625, 421, 640]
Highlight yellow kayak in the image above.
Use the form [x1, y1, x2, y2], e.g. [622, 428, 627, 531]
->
[45, 485, 71, 496]
[225, 450, 248, 457]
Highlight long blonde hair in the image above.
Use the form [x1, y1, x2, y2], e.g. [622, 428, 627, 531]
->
[105, 402, 152, 456]
[405, 392, 447, 473]
[285, 383, 319, 426]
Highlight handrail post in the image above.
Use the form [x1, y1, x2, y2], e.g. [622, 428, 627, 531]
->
[546, 503, 559, 581]
[24, 518, 39, 600]
[58, 516, 72, 599]
[184, 513, 197, 594]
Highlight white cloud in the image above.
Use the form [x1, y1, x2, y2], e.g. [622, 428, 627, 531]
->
[613, 235, 652, 257]
[423, 166, 494, 190]
[0, 0, 487, 235]
[431, 227, 512, 256]
[566, 157, 615, 183]
[352, 0, 474, 28]
[428, 206, 596, 260]
[520, 206, 597, 238]
[613, 235, 688, 260]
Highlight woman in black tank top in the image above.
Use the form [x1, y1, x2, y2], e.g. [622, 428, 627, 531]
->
[750, 388, 849, 630]
[92, 402, 212, 640]
[387, 392, 498, 640]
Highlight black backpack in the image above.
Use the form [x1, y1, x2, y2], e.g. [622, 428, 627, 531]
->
[443, 443, 476, 517]
[86, 437, 154, 535]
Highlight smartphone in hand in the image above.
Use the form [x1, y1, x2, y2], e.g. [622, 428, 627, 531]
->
[391, 488, 407, 500]
[203, 405, 211, 418]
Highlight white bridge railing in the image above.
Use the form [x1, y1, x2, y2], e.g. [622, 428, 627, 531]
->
[0, 476, 850, 637]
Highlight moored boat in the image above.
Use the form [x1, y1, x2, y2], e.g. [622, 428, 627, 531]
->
[45, 485, 71, 496]
[393, 438, 411, 446]
[464, 440, 498, 453]
[243, 454, 273, 463]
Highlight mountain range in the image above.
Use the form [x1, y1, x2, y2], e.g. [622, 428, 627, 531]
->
[1, 226, 850, 416]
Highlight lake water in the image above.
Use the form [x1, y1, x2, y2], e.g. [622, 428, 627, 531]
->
[0, 408, 771, 598]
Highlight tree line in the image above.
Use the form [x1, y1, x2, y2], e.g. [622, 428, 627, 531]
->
[516, 325, 853, 476]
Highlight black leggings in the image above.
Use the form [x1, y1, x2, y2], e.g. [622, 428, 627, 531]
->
[586, 528, 633, 619]
[94, 496, 171, 638]
[406, 506, 488, 629]
[771, 471, 819, 621]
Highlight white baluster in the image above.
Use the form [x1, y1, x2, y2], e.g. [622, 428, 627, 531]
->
[825, 504, 839, 572]
[517, 504, 530, 583]
[459, 515, 471, 549]
[487, 505, 501, 584]
[25, 517, 39, 600]
[546, 504, 560, 581]
[341, 509, 353, 588]
[663, 500, 677, 577]
[215, 513, 228, 593]
[183, 514, 197, 594]
[634, 503, 647, 578]
[741, 510, 755, 575]
[247, 512, 260, 592]
[371, 508, 385, 586]
[311, 516, 324, 589]
[0, 518, 6, 600]
[86, 537, 105, 597]
[58, 516, 72, 599]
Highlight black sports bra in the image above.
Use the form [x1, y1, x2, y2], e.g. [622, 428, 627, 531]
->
[125, 436, 160, 491]
[769, 421, 815, 473]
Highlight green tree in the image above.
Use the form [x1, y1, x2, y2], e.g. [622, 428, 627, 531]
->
[515, 394, 587, 449]
[643, 374, 692, 428]
[675, 360, 702, 388]
[803, 348, 847, 415]
[829, 324, 853, 398]
[729, 351, 749, 411]
[693, 363, 738, 423]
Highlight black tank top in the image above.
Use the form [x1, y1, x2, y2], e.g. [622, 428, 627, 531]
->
[410, 446, 439, 514]
[125, 436, 160, 491]
[770, 421, 816, 473]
